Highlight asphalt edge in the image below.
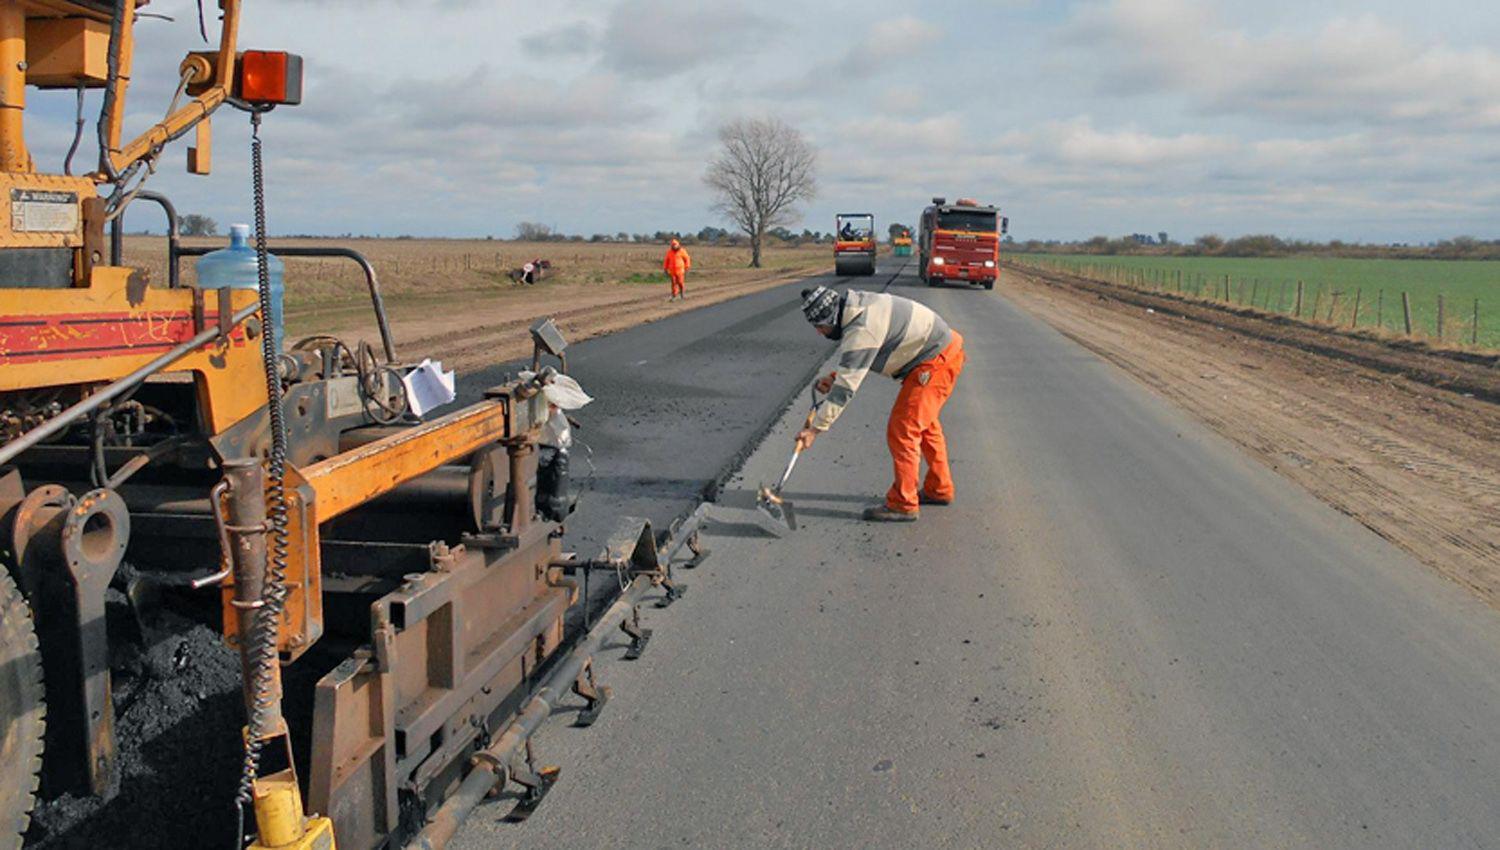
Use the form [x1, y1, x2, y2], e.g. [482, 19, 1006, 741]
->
[695, 262, 910, 511]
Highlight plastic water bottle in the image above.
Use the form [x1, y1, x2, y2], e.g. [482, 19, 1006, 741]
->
[195, 223, 285, 351]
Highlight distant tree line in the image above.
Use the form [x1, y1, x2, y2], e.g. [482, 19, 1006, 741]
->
[511, 220, 844, 247]
[1007, 233, 1500, 261]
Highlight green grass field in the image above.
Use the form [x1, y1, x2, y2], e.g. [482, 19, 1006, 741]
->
[1012, 254, 1500, 349]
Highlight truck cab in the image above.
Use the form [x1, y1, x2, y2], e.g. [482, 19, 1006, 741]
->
[918, 198, 1008, 290]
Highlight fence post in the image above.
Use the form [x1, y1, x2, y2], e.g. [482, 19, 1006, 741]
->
[1474, 298, 1481, 346]
[1437, 294, 1446, 340]
[1326, 291, 1340, 323]
[1223, 274, 1230, 302]
[1294, 280, 1304, 316]
[1350, 288, 1361, 329]
[1376, 289, 1384, 328]
[1250, 280, 1258, 309]
[1402, 291, 1413, 335]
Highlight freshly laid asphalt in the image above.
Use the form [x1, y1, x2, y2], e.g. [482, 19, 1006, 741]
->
[450, 261, 1500, 849]
[455, 266, 902, 559]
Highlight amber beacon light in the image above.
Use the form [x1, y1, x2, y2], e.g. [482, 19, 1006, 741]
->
[237, 50, 304, 106]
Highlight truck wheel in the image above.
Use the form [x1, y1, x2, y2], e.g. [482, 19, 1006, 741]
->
[983, 281, 994, 291]
[0, 568, 44, 850]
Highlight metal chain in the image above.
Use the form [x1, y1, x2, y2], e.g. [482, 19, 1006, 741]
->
[234, 108, 293, 847]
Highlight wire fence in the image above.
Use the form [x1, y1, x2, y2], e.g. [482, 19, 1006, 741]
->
[1012, 255, 1496, 351]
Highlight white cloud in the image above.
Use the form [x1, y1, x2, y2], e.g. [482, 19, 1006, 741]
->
[600, 0, 777, 79]
[1249, 134, 1374, 165]
[838, 114, 968, 153]
[1037, 117, 1239, 168]
[21, 0, 1494, 242]
[772, 15, 944, 95]
[522, 21, 600, 57]
[864, 16, 943, 59]
[397, 69, 657, 132]
[1067, 0, 1500, 131]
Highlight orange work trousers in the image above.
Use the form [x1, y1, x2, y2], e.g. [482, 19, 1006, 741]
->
[885, 332, 965, 513]
[669, 271, 686, 297]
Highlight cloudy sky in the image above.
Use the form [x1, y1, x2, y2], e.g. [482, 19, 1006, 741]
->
[24, 0, 1500, 242]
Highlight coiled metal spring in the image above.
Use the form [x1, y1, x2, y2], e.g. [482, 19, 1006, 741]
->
[234, 108, 294, 841]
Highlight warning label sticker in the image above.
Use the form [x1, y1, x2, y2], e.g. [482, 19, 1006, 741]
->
[11, 189, 79, 233]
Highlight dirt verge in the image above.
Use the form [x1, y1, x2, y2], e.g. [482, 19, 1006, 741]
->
[1004, 262, 1500, 402]
[999, 263, 1500, 607]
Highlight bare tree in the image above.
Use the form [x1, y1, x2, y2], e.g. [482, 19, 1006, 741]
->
[704, 117, 817, 268]
[180, 213, 218, 237]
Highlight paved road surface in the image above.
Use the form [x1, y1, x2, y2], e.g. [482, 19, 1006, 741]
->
[454, 265, 902, 558]
[452, 264, 1500, 849]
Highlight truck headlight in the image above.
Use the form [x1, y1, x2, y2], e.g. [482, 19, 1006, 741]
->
[984, 260, 995, 268]
[932, 257, 945, 266]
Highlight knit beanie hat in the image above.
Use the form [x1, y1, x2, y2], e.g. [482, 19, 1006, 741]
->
[800, 286, 841, 326]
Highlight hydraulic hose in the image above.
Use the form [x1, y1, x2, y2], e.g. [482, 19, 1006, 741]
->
[96, 0, 124, 180]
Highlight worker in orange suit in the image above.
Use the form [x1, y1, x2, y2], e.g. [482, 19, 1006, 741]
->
[663, 238, 691, 301]
[795, 286, 965, 522]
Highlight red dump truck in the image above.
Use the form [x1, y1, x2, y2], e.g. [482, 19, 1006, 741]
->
[918, 197, 1008, 290]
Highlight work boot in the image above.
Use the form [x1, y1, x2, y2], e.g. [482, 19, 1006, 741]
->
[863, 505, 918, 522]
[919, 491, 952, 506]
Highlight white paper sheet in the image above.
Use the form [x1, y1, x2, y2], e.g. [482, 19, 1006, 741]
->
[401, 358, 456, 417]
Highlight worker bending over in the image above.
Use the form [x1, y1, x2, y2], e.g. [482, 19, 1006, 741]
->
[796, 286, 966, 522]
[663, 239, 691, 301]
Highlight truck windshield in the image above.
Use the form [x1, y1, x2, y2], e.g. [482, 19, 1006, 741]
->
[937, 210, 997, 233]
[837, 216, 873, 239]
